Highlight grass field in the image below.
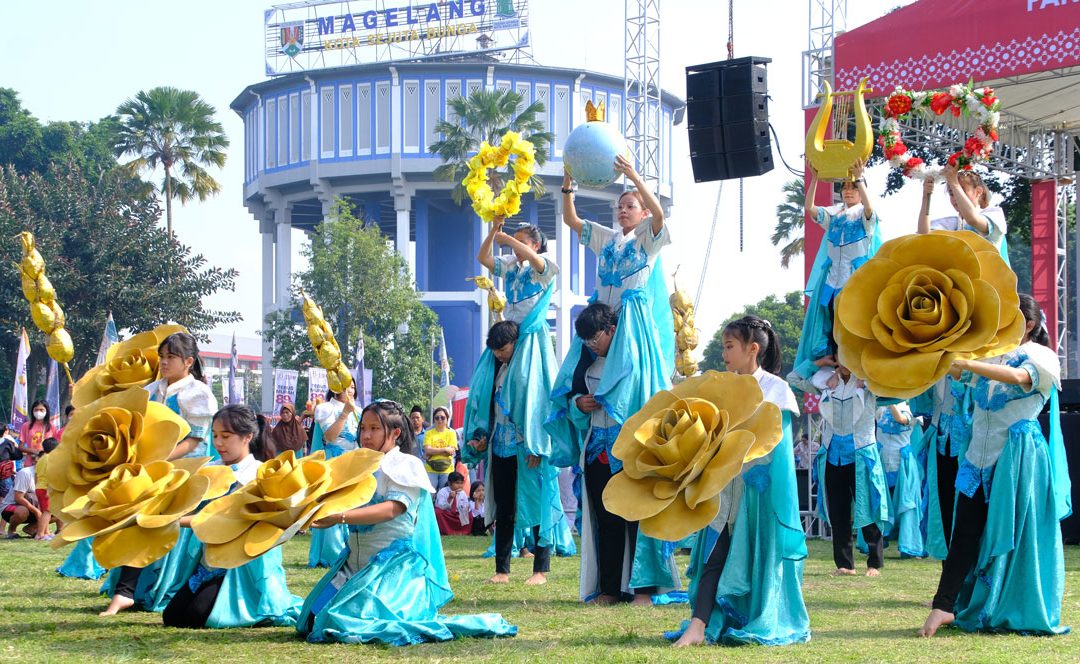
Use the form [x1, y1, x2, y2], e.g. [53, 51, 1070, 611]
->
[0, 534, 1076, 663]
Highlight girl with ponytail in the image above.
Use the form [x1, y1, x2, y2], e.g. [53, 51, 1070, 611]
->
[162, 404, 302, 629]
[101, 331, 220, 617]
[921, 294, 1069, 637]
[669, 315, 810, 647]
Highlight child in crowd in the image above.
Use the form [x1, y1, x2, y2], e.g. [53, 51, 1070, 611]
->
[19, 400, 55, 467]
[434, 472, 471, 536]
[33, 437, 59, 541]
[0, 438, 57, 538]
[469, 482, 489, 536]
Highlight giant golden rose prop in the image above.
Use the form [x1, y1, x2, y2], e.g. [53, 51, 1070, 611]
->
[191, 448, 382, 568]
[53, 459, 234, 568]
[71, 324, 187, 407]
[602, 372, 783, 541]
[835, 230, 1023, 399]
[48, 387, 208, 510]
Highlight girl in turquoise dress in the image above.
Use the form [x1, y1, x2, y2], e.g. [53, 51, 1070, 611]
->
[875, 403, 927, 558]
[163, 404, 301, 628]
[463, 219, 568, 585]
[924, 375, 973, 560]
[549, 157, 680, 604]
[101, 332, 217, 616]
[921, 294, 1071, 637]
[670, 315, 809, 647]
[795, 160, 882, 372]
[299, 401, 517, 645]
[308, 384, 359, 567]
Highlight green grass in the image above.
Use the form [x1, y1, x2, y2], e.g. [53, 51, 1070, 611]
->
[0, 534, 1077, 663]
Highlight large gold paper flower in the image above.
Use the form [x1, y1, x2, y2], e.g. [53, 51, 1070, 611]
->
[53, 459, 234, 568]
[48, 387, 192, 511]
[835, 230, 1023, 399]
[191, 448, 382, 568]
[602, 372, 783, 541]
[71, 324, 187, 408]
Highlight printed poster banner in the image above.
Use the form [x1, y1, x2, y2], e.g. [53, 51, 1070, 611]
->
[273, 368, 300, 416]
[308, 367, 328, 407]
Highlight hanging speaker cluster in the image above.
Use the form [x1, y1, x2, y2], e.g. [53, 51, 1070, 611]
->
[686, 56, 773, 182]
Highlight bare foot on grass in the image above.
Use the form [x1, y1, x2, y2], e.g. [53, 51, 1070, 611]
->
[831, 568, 858, 576]
[919, 608, 954, 637]
[630, 594, 653, 607]
[524, 572, 547, 586]
[866, 568, 881, 577]
[585, 594, 619, 606]
[673, 618, 706, 647]
[488, 573, 510, 584]
[99, 595, 135, 616]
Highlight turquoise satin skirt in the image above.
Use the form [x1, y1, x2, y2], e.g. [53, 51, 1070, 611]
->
[308, 444, 349, 567]
[815, 444, 891, 533]
[204, 546, 302, 628]
[101, 528, 201, 612]
[953, 422, 1068, 635]
[57, 538, 106, 580]
[298, 538, 517, 645]
[889, 446, 927, 558]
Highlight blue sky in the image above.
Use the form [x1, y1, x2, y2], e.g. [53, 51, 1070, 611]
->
[3, 0, 945, 351]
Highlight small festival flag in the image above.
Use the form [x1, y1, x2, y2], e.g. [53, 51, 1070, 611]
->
[9, 328, 30, 430]
[94, 312, 120, 367]
[227, 332, 243, 405]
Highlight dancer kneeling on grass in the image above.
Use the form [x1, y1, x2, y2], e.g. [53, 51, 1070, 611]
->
[308, 384, 359, 568]
[669, 316, 809, 647]
[101, 332, 217, 615]
[163, 405, 301, 629]
[788, 358, 890, 577]
[298, 400, 517, 645]
[921, 294, 1070, 637]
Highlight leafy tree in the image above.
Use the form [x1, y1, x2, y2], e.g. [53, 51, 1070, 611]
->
[771, 179, 807, 268]
[701, 291, 805, 378]
[113, 87, 229, 237]
[262, 200, 440, 410]
[428, 88, 553, 205]
[0, 162, 241, 412]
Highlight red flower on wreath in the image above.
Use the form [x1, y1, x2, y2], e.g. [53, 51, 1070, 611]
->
[885, 141, 908, 160]
[989, 128, 999, 141]
[930, 92, 953, 115]
[981, 88, 998, 107]
[886, 93, 912, 117]
[964, 136, 983, 155]
[948, 153, 960, 167]
[903, 157, 924, 175]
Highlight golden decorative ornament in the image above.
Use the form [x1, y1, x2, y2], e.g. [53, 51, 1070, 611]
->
[602, 371, 783, 541]
[835, 230, 1024, 399]
[462, 131, 536, 223]
[669, 282, 700, 377]
[299, 291, 353, 395]
[71, 324, 187, 408]
[805, 78, 874, 180]
[53, 458, 234, 568]
[192, 448, 382, 568]
[17, 232, 75, 366]
[467, 274, 507, 324]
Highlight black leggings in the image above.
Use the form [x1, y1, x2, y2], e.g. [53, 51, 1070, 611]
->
[692, 525, 731, 622]
[114, 566, 141, 600]
[932, 485, 988, 613]
[162, 576, 225, 629]
[825, 461, 883, 569]
[491, 453, 550, 575]
[584, 458, 629, 597]
[936, 444, 960, 552]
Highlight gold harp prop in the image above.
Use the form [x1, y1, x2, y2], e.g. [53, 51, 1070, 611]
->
[805, 78, 873, 180]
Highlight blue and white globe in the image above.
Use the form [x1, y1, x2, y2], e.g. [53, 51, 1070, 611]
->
[563, 122, 629, 189]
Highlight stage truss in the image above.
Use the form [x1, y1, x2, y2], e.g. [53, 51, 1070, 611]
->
[624, 0, 662, 192]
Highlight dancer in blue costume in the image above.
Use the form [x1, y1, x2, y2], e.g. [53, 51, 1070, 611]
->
[58, 540, 106, 580]
[670, 316, 809, 647]
[549, 157, 679, 604]
[921, 294, 1071, 637]
[919, 164, 1010, 265]
[789, 360, 890, 576]
[795, 160, 882, 372]
[163, 405, 301, 628]
[299, 401, 517, 645]
[462, 219, 565, 585]
[923, 375, 973, 560]
[307, 384, 359, 567]
[875, 403, 926, 558]
[101, 332, 217, 616]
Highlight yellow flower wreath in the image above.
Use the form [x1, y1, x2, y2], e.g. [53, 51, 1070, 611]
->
[462, 131, 536, 222]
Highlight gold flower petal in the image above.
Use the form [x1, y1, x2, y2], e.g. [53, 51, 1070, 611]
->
[135, 474, 210, 529]
[736, 402, 784, 463]
[196, 465, 237, 501]
[57, 516, 113, 542]
[93, 524, 180, 569]
[242, 521, 287, 558]
[310, 475, 378, 522]
[639, 494, 721, 542]
[683, 429, 756, 508]
[602, 473, 679, 522]
[204, 529, 262, 569]
[840, 257, 904, 339]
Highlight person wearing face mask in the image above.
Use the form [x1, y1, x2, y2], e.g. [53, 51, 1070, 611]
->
[298, 400, 517, 646]
[19, 400, 55, 468]
[162, 405, 302, 629]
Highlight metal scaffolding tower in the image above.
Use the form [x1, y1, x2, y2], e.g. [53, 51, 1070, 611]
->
[625, 0, 662, 192]
[802, 0, 847, 109]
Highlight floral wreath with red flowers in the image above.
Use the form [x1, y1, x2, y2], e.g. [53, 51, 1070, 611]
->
[878, 82, 1001, 181]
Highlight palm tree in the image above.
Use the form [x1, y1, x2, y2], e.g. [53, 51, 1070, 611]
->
[771, 178, 807, 269]
[113, 87, 229, 237]
[429, 89, 553, 206]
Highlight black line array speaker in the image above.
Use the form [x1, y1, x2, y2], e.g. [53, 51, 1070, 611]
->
[686, 56, 773, 182]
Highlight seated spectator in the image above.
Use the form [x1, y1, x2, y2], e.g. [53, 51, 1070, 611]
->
[33, 438, 59, 541]
[469, 482, 490, 536]
[269, 401, 307, 458]
[0, 425, 22, 500]
[2, 458, 40, 539]
[434, 472, 471, 536]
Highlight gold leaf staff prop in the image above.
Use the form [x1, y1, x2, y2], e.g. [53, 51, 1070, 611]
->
[467, 275, 507, 325]
[299, 290, 355, 402]
[670, 276, 700, 378]
[17, 232, 74, 385]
